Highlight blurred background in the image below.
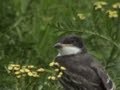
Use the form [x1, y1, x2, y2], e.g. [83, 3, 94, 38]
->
[0, 0, 120, 90]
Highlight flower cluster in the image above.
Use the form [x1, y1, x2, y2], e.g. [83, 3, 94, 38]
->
[94, 1, 107, 10]
[112, 2, 120, 9]
[7, 62, 66, 80]
[93, 1, 120, 19]
[48, 61, 66, 80]
[7, 64, 45, 78]
[106, 10, 118, 18]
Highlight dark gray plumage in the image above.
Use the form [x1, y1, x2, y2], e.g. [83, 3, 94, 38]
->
[54, 35, 115, 90]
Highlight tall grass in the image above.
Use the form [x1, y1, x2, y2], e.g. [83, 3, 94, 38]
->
[0, 0, 120, 90]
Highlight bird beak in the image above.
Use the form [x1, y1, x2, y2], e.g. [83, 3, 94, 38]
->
[54, 43, 62, 49]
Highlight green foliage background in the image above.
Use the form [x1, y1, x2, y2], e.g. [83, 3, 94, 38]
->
[0, 0, 120, 90]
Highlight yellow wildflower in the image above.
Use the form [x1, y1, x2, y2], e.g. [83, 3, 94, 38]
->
[55, 69, 59, 72]
[16, 75, 21, 78]
[24, 68, 30, 72]
[95, 5, 103, 10]
[27, 65, 34, 68]
[57, 72, 63, 78]
[11, 64, 20, 67]
[9, 64, 16, 67]
[14, 71, 21, 75]
[59, 72, 63, 76]
[8, 64, 20, 70]
[112, 2, 120, 9]
[107, 10, 118, 18]
[13, 67, 20, 70]
[54, 62, 60, 66]
[77, 13, 86, 20]
[94, 1, 107, 6]
[48, 76, 52, 80]
[60, 66, 66, 70]
[8, 65, 13, 70]
[27, 72, 33, 76]
[37, 68, 45, 72]
[57, 74, 62, 78]
[31, 71, 39, 77]
[20, 69, 25, 73]
[51, 76, 56, 80]
[49, 62, 55, 67]
[94, 1, 107, 10]
[48, 76, 56, 80]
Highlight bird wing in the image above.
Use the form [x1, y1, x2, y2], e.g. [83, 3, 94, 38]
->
[91, 62, 115, 90]
[60, 70, 96, 90]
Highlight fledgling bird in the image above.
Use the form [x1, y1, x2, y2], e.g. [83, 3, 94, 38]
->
[54, 35, 115, 90]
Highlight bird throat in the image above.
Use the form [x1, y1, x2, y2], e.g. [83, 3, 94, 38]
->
[57, 46, 82, 56]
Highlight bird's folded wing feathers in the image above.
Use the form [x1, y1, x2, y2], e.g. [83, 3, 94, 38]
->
[91, 62, 116, 90]
[61, 71, 99, 90]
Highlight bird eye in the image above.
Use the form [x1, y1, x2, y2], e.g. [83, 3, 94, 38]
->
[70, 39, 76, 43]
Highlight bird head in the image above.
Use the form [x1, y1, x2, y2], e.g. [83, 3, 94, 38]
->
[54, 35, 86, 56]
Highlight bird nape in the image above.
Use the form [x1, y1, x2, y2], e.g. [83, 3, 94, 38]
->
[54, 35, 115, 90]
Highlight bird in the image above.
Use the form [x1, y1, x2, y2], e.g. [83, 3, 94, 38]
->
[54, 35, 115, 90]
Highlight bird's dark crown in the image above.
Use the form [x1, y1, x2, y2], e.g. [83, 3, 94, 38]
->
[58, 35, 84, 48]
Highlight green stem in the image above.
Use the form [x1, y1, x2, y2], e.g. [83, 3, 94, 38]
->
[44, 69, 54, 73]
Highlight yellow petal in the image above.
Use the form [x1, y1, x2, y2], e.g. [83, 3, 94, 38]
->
[15, 71, 21, 75]
[8, 66, 13, 70]
[28, 72, 33, 76]
[37, 68, 45, 72]
[55, 69, 59, 72]
[48, 76, 52, 79]
[51, 76, 56, 80]
[60, 66, 66, 70]
[16, 75, 21, 78]
[24, 69, 30, 72]
[54, 62, 60, 66]
[49, 62, 55, 67]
